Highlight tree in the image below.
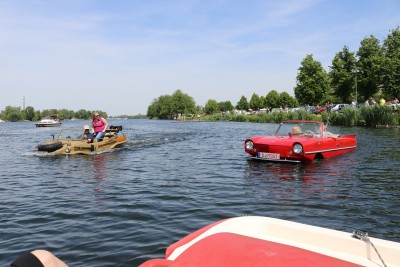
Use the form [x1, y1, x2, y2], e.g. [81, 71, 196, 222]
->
[146, 90, 196, 119]
[249, 93, 263, 110]
[265, 90, 280, 108]
[7, 112, 22, 122]
[218, 101, 234, 112]
[204, 99, 219, 114]
[157, 95, 174, 119]
[24, 106, 36, 121]
[235, 96, 249, 111]
[382, 26, 400, 99]
[59, 109, 75, 120]
[75, 109, 90, 120]
[195, 105, 204, 114]
[34, 110, 41, 121]
[279, 92, 295, 108]
[147, 99, 160, 119]
[294, 54, 330, 105]
[329, 46, 357, 103]
[2, 106, 22, 122]
[171, 89, 196, 115]
[356, 35, 384, 100]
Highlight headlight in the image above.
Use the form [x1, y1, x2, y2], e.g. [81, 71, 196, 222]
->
[245, 140, 254, 150]
[293, 143, 303, 154]
[65, 147, 71, 153]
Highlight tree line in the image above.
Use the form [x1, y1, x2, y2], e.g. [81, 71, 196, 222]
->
[148, 26, 400, 119]
[0, 106, 108, 122]
[296, 26, 400, 105]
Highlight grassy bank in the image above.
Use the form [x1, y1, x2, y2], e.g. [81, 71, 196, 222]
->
[200, 106, 400, 127]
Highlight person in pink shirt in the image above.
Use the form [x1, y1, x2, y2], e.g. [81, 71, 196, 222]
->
[91, 112, 108, 141]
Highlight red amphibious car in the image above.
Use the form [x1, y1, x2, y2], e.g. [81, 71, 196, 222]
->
[244, 120, 357, 163]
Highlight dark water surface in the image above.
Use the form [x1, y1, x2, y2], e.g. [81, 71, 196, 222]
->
[1, 119, 400, 266]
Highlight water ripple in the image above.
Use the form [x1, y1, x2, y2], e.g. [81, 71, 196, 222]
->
[1, 120, 400, 266]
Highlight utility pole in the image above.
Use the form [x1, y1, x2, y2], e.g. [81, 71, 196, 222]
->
[353, 69, 358, 103]
[355, 76, 357, 103]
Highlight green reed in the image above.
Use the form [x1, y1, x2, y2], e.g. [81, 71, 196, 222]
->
[200, 106, 399, 127]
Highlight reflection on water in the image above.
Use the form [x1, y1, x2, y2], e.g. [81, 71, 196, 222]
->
[91, 154, 108, 196]
[243, 157, 358, 200]
[244, 159, 333, 182]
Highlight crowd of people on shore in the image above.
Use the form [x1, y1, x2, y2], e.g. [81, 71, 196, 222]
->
[364, 97, 399, 108]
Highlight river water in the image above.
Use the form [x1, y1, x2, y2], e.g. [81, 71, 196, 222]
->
[1, 119, 399, 266]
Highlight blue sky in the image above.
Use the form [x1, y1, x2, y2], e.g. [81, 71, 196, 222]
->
[1, 0, 399, 116]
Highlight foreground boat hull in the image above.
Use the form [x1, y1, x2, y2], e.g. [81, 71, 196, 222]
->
[140, 216, 400, 267]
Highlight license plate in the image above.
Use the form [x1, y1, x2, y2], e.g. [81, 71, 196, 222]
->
[258, 152, 280, 160]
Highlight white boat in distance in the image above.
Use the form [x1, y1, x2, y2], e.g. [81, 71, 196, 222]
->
[35, 115, 62, 127]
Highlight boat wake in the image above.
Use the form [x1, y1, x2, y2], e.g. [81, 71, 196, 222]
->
[124, 132, 192, 150]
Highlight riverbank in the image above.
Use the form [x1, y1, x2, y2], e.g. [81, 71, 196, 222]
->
[198, 105, 400, 127]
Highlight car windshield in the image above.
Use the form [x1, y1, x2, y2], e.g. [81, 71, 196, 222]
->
[275, 121, 323, 136]
[57, 128, 85, 140]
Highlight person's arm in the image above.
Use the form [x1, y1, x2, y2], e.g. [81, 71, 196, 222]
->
[32, 250, 68, 267]
[11, 250, 68, 267]
[102, 118, 108, 132]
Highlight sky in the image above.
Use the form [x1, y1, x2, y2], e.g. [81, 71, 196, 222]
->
[0, 0, 399, 116]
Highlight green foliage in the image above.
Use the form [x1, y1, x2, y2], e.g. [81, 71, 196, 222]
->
[327, 111, 344, 125]
[172, 89, 196, 115]
[218, 101, 234, 112]
[249, 93, 263, 110]
[291, 109, 317, 120]
[231, 114, 247, 122]
[382, 26, 400, 99]
[265, 90, 280, 108]
[205, 99, 219, 114]
[1, 106, 22, 122]
[340, 106, 361, 126]
[227, 110, 324, 123]
[236, 95, 249, 110]
[329, 46, 357, 103]
[294, 54, 330, 105]
[0, 105, 121, 122]
[7, 112, 22, 122]
[356, 35, 384, 100]
[146, 89, 195, 119]
[279, 92, 297, 108]
[24, 106, 36, 121]
[360, 105, 399, 127]
[151, 95, 174, 119]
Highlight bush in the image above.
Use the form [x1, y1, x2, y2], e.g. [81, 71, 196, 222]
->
[359, 105, 399, 127]
[201, 106, 400, 127]
[341, 107, 361, 126]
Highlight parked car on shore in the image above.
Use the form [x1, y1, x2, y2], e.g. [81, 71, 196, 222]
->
[331, 104, 349, 112]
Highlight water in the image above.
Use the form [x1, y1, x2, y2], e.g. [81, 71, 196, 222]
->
[1, 119, 400, 266]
